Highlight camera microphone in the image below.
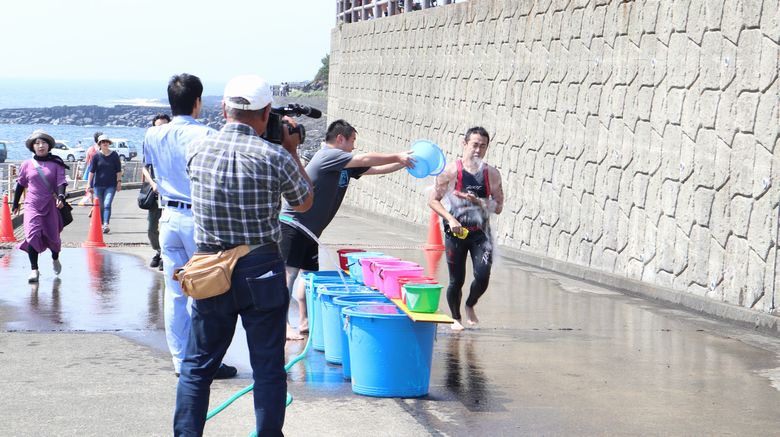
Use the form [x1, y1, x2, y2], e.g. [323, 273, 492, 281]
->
[276, 104, 322, 119]
[288, 104, 322, 119]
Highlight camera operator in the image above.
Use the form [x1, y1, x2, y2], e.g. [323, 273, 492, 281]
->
[174, 74, 312, 436]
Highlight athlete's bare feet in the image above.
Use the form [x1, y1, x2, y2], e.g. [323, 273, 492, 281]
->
[451, 320, 465, 331]
[286, 324, 304, 341]
[465, 306, 479, 327]
[298, 319, 309, 334]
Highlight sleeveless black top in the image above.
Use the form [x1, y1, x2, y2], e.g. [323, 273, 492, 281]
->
[445, 160, 492, 231]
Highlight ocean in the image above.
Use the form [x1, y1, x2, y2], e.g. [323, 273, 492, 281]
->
[0, 78, 226, 161]
[0, 124, 147, 161]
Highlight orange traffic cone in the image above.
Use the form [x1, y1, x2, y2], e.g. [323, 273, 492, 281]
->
[425, 249, 443, 277]
[424, 210, 444, 251]
[0, 194, 17, 243]
[82, 197, 106, 248]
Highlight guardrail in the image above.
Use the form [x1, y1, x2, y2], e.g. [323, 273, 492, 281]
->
[1, 160, 146, 197]
[336, 0, 459, 23]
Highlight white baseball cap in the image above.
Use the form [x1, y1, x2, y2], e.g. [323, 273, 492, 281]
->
[223, 75, 273, 111]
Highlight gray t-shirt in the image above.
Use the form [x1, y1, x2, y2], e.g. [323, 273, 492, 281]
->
[282, 147, 368, 236]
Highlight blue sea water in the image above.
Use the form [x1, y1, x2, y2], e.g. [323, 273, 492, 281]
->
[0, 78, 221, 161]
[0, 79, 172, 109]
[0, 124, 147, 161]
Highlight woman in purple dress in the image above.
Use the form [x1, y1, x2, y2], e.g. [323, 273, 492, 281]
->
[11, 130, 69, 283]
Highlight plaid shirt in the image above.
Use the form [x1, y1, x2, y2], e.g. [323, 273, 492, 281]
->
[187, 122, 310, 247]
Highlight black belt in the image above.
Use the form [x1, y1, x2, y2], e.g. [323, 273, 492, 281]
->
[197, 243, 279, 255]
[165, 201, 191, 209]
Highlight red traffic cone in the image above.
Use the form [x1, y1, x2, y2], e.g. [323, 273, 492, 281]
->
[0, 194, 17, 243]
[82, 197, 106, 248]
[424, 210, 444, 251]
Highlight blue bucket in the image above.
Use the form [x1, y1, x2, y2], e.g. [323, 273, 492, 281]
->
[344, 304, 437, 397]
[345, 251, 385, 283]
[333, 294, 389, 379]
[305, 272, 355, 352]
[407, 140, 445, 179]
[319, 286, 376, 364]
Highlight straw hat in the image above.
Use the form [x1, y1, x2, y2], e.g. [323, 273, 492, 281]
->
[25, 130, 56, 151]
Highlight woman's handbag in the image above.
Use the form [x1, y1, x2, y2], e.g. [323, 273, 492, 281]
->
[33, 161, 73, 227]
[59, 201, 74, 226]
[138, 165, 158, 210]
[137, 182, 158, 210]
[173, 245, 251, 299]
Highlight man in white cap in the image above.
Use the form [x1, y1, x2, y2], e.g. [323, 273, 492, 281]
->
[174, 74, 312, 436]
[142, 73, 238, 380]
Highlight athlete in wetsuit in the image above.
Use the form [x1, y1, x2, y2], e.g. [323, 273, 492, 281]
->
[429, 127, 504, 330]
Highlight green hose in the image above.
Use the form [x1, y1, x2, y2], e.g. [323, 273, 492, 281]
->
[206, 214, 314, 435]
[205, 329, 313, 433]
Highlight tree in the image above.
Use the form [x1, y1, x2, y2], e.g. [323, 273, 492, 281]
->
[314, 54, 330, 85]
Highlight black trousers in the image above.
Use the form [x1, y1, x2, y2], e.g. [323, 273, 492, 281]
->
[27, 247, 59, 270]
[444, 229, 493, 320]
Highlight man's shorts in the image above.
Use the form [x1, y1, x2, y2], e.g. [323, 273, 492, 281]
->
[279, 223, 319, 271]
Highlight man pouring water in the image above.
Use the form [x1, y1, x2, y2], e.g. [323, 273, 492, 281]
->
[280, 119, 416, 340]
[428, 127, 504, 331]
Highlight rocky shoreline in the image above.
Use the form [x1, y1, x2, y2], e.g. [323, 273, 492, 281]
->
[0, 95, 328, 159]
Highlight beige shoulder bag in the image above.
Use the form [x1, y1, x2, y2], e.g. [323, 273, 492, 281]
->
[173, 245, 251, 299]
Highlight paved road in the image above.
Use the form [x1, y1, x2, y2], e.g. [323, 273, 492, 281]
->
[1, 189, 780, 436]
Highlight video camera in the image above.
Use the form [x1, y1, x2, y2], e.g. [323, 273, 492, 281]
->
[262, 103, 322, 145]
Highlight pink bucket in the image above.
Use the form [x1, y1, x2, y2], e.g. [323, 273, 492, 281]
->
[359, 256, 399, 287]
[377, 266, 425, 298]
[369, 260, 419, 290]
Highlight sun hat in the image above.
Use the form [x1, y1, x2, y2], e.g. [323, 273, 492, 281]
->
[97, 134, 113, 144]
[223, 75, 273, 111]
[25, 130, 56, 151]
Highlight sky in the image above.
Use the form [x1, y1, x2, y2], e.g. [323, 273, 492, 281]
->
[1, 0, 335, 86]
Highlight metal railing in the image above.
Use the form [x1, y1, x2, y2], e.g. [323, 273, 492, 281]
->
[1, 160, 145, 197]
[336, 0, 461, 23]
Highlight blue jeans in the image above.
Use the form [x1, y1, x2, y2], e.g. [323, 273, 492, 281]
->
[174, 246, 289, 437]
[93, 185, 117, 224]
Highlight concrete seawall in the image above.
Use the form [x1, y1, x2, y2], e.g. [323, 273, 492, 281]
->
[328, 0, 780, 317]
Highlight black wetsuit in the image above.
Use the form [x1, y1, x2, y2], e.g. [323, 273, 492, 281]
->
[443, 160, 493, 321]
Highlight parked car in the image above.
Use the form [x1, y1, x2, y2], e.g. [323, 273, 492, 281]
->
[50, 141, 86, 162]
[0, 140, 8, 163]
[109, 138, 138, 161]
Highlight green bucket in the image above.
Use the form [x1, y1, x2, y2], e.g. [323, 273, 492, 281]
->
[402, 283, 442, 313]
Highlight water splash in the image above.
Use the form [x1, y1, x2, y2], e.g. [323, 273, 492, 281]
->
[279, 214, 347, 284]
[424, 165, 501, 266]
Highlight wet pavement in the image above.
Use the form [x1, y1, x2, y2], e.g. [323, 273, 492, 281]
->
[2, 189, 780, 436]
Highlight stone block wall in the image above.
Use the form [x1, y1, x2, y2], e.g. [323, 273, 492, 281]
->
[328, 0, 780, 313]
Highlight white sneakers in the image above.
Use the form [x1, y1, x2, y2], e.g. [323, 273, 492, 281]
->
[102, 224, 110, 234]
[27, 260, 61, 283]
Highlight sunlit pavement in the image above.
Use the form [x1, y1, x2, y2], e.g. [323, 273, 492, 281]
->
[1, 189, 780, 436]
